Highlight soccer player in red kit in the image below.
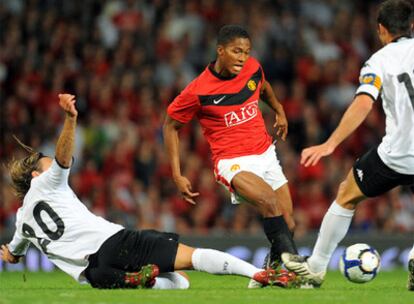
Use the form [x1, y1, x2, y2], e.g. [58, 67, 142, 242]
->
[163, 25, 298, 288]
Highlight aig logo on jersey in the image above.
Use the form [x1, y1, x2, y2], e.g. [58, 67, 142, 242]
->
[224, 101, 258, 127]
[247, 80, 257, 91]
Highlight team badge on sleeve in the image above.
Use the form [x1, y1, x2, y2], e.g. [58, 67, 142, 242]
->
[359, 73, 382, 90]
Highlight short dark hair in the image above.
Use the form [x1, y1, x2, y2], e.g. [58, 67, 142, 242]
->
[377, 0, 414, 36]
[217, 25, 250, 46]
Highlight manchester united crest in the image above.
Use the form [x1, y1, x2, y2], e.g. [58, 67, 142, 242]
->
[230, 164, 241, 172]
[247, 80, 256, 91]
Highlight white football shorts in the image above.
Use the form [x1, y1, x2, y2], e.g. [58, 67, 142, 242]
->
[214, 144, 288, 204]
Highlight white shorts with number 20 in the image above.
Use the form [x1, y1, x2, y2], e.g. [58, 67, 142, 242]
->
[214, 144, 288, 204]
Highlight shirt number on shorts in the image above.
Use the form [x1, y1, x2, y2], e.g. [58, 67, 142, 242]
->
[398, 72, 414, 109]
[22, 201, 65, 254]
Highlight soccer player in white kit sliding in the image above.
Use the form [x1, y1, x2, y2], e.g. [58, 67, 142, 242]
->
[281, 0, 414, 290]
[0, 94, 293, 289]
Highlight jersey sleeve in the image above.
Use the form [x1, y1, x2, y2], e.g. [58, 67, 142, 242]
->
[8, 217, 30, 256]
[34, 158, 71, 190]
[167, 81, 201, 124]
[355, 55, 384, 101]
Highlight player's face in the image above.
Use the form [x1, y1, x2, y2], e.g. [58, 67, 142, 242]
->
[217, 37, 251, 75]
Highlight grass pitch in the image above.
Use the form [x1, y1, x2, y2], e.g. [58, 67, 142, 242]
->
[0, 270, 412, 304]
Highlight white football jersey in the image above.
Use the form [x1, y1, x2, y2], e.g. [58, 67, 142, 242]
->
[355, 37, 414, 174]
[8, 159, 124, 283]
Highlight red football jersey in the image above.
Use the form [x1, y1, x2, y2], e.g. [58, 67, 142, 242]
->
[167, 57, 272, 164]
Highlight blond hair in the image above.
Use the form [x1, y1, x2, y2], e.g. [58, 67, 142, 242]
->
[8, 136, 43, 199]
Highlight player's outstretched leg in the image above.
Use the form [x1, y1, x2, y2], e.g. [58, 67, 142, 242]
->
[281, 253, 325, 288]
[283, 172, 362, 288]
[189, 248, 297, 288]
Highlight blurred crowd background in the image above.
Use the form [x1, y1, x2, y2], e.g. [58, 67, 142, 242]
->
[1, 0, 414, 239]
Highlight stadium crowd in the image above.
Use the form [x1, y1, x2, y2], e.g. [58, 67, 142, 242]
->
[1, 0, 414, 238]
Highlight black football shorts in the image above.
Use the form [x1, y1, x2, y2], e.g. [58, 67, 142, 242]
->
[353, 147, 414, 197]
[87, 229, 179, 273]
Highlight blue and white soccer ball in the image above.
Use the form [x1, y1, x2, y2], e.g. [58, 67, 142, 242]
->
[339, 243, 381, 283]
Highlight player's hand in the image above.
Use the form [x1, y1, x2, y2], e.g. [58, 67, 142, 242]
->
[301, 143, 335, 167]
[274, 112, 288, 141]
[58, 94, 78, 118]
[174, 176, 200, 205]
[0, 244, 20, 264]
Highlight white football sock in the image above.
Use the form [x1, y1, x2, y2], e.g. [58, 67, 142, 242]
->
[191, 248, 261, 278]
[152, 272, 190, 289]
[307, 201, 355, 273]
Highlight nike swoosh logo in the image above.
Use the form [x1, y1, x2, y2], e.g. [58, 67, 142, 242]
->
[213, 96, 226, 104]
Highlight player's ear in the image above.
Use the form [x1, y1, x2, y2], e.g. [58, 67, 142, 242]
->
[31, 171, 40, 178]
[377, 23, 388, 44]
[377, 23, 387, 36]
[217, 45, 224, 57]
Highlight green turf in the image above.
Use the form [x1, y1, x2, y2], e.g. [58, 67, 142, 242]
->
[0, 270, 413, 304]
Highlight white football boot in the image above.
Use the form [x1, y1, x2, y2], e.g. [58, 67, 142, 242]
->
[281, 253, 326, 288]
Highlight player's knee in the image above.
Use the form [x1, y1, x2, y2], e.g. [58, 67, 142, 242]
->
[256, 192, 279, 215]
[175, 244, 195, 270]
[336, 180, 360, 208]
[336, 180, 349, 202]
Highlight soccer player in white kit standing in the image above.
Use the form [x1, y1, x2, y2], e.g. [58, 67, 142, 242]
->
[281, 0, 414, 290]
[0, 93, 292, 289]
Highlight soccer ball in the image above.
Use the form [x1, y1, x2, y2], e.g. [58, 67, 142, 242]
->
[339, 243, 381, 283]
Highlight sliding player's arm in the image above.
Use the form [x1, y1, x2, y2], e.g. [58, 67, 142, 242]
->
[163, 115, 199, 205]
[260, 80, 288, 141]
[301, 94, 374, 167]
[1, 231, 30, 263]
[55, 94, 78, 168]
[37, 94, 78, 189]
[0, 244, 21, 264]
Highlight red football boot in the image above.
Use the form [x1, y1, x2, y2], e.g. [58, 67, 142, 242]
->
[124, 264, 160, 288]
[252, 268, 298, 288]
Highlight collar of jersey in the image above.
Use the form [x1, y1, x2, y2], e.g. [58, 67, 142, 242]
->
[391, 35, 411, 43]
[208, 62, 237, 80]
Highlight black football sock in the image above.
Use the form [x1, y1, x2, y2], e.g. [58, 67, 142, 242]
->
[263, 216, 298, 265]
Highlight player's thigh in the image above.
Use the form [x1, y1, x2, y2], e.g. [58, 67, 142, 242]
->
[174, 244, 195, 270]
[232, 171, 278, 208]
[263, 145, 291, 211]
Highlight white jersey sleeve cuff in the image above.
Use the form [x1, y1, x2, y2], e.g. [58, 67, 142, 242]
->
[355, 85, 380, 101]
